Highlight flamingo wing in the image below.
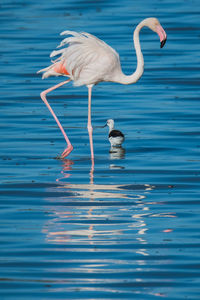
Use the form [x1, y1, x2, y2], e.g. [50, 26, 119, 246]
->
[38, 31, 121, 86]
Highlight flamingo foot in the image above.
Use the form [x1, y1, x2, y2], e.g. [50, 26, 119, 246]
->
[59, 145, 73, 159]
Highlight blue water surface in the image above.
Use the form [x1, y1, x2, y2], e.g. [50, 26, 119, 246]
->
[0, 0, 200, 299]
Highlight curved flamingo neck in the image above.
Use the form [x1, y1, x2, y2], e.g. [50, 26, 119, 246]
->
[116, 22, 144, 85]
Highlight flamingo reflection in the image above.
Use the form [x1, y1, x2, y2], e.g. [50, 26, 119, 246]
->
[44, 160, 156, 253]
[44, 160, 176, 254]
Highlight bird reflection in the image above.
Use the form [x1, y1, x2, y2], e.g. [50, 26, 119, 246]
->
[44, 157, 156, 251]
[42, 157, 177, 299]
[56, 159, 74, 181]
[109, 146, 125, 160]
[43, 180, 151, 246]
[109, 146, 125, 170]
[44, 158, 176, 256]
[56, 157, 94, 183]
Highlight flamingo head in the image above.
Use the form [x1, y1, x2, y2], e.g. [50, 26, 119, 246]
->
[143, 17, 167, 48]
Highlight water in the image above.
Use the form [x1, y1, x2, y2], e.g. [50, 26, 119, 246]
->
[1, 0, 200, 299]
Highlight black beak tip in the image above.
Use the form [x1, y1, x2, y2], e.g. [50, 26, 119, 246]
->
[160, 38, 167, 48]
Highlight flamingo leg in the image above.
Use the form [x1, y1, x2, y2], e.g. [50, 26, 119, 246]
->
[87, 85, 94, 165]
[40, 79, 73, 158]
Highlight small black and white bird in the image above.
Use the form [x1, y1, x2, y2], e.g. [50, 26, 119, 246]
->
[106, 119, 125, 147]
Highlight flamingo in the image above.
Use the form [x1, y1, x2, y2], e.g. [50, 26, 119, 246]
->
[38, 17, 167, 161]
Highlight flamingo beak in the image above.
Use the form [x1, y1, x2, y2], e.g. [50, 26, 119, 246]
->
[156, 24, 167, 48]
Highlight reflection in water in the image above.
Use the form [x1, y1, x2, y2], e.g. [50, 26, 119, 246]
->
[57, 146, 126, 182]
[45, 160, 176, 247]
[43, 183, 150, 248]
[56, 159, 74, 181]
[48, 161, 175, 250]
[42, 160, 177, 296]
[109, 146, 125, 170]
[45, 158, 154, 251]
[109, 146, 125, 160]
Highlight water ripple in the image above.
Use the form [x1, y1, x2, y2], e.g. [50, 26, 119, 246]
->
[1, 0, 200, 299]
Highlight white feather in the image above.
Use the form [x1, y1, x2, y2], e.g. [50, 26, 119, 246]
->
[37, 30, 121, 86]
[50, 49, 65, 58]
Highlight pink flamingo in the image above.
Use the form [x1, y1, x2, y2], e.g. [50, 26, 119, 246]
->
[38, 17, 167, 161]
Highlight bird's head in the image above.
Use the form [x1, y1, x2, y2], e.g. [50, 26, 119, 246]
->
[105, 119, 114, 130]
[142, 17, 167, 48]
[106, 119, 114, 129]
